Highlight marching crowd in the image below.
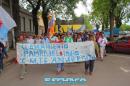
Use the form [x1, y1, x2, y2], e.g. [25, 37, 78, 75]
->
[17, 31, 108, 76]
[0, 31, 108, 77]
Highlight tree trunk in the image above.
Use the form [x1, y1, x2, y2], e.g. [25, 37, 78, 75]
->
[27, 0, 42, 35]
[109, 14, 114, 39]
[32, 9, 39, 35]
[102, 23, 105, 31]
[12, 0, 20, 41]
[115, 16, 122, 28]
[42, 11, 48, 34]
[105, 16, 109, 28]
[109, 0, 118, 40]
[41, 1, 49, 34]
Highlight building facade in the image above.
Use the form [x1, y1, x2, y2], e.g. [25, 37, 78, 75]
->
[20, 8, 34, 34]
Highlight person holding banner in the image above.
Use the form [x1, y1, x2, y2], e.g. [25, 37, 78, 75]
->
[27, 35, 35, 44]
[56, 34, 64, 74]
[64, 32, 73, 43]
[35, 35, 42, 44]
[85, 34, 96, 76]
[41, 33, 50, 43]
[50, 33, 64, 74]
[19, 35, 35, 79]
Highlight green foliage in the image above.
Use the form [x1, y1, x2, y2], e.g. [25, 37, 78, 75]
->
[92, 0, 130, 28]
[83, 15, 93, 30]
[19, 0, 83, 18]
[120, 24, 130, 31]
[92, 0, 109, 24]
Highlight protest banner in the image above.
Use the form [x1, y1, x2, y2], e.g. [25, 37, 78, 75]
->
[17, 41, 96, 64]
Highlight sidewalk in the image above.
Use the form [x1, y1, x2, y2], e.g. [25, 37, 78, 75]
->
[3, 49, 16, 65]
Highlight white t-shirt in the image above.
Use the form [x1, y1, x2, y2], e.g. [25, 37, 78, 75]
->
[98, 37, 108, 47]
[27, 38, 34, 44]
[35, 39, 42, 44]
[77, 38, 82, 42]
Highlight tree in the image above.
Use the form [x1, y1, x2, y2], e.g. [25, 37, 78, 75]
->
[83, 15, 93, 30]
[20, 0, 42, 35]
[41, 0, 83, 34]
[12, 0, 20, 40]
[92, 0, 110, 31]
[114, 0, 130, 28]
[27, 0, 42, 35]
[120, 24, 130, 31]
[92, 0, 130, 39]
[20, 0, 83, 34]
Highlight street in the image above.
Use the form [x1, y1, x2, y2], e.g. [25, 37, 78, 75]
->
[0, 53, 130, 86]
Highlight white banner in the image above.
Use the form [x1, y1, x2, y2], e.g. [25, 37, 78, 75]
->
[17, 41, 96, 64]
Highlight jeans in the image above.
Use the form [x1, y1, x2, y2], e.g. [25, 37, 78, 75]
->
[85, 60, 95, 73]
[0, 53, 4, 70]
[56, 63, 64, 72]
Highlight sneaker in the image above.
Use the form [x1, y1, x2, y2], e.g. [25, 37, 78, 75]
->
[20, 75, 24, 80]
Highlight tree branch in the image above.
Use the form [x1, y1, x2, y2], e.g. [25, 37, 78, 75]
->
[26, 0, 35, 8]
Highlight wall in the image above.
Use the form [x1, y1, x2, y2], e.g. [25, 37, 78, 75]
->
[20, 8, 34, 34]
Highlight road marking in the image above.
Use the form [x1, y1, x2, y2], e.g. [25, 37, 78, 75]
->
[120, 67, 130, 73]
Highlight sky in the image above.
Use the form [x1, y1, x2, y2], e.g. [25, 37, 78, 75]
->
[57, 0, 93, 20]
[74, 0, 93, 17]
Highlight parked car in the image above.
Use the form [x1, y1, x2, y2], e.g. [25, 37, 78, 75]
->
[106, 36, 130, 53]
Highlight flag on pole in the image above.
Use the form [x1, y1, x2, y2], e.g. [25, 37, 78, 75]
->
[0, 6, 16, 30]
[48, 14, 55, 37]
[0, 6, 16, 41]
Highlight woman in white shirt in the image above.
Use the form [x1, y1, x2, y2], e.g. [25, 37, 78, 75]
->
[35, 35, 42, 44]
[27, 35, 34, 44]
[98, 34, 108, 61]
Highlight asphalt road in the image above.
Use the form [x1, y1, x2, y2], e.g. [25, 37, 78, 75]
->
[0, 53, 130, 86]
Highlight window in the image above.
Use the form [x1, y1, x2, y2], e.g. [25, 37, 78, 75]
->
[29, 19, 32, 32]
[22, 17, 25, 31]
[117, 37, 128, 43]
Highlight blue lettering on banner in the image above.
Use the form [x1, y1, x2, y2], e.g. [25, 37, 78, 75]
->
[17, 42, 96, 64]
